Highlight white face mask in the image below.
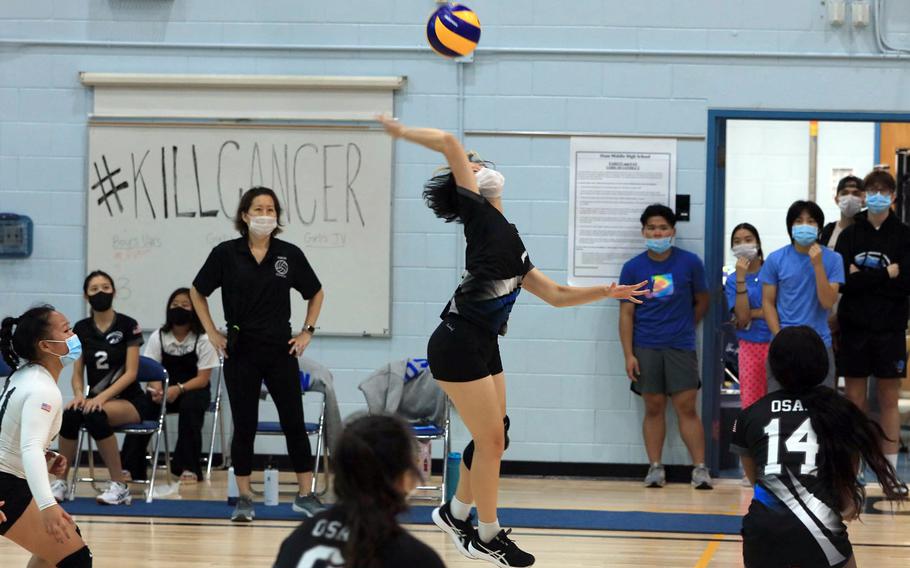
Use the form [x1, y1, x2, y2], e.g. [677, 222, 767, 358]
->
[732, 243, 759, 260]
[837, 194, 863, 217]
[248, 216, 277, 237]
[475, 167, 505, 198]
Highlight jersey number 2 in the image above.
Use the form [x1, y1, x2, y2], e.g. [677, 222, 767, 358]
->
[94, 352, 109, 371]
[763, 417, 819, 475]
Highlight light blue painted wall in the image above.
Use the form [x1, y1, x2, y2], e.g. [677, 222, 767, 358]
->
[2, 0, 910, 464]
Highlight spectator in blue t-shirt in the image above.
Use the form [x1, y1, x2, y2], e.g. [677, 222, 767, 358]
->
[723, 223, 772, 410]
[619, 204, 712, 490]
[760, 200, 844, 390]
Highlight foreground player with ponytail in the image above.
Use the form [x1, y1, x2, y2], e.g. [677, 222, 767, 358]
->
[0, 306, 93, 566]
[273, 414, 444, 568]
[732, 325, 907, 568]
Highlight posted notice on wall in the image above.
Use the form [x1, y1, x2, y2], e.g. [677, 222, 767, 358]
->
[568, 137, 677, 286]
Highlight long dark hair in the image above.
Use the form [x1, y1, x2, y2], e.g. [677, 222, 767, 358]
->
[422, 151, 491, 224]
[769, 326, 907, 514]
[0, 305, 56, 372]
[160, 288, 204, 335]
[730, 222, 765, 262]
[333, 414, 418, 568]
[234, 186, 284, 237]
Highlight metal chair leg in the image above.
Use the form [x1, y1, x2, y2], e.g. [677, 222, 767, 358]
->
[206, 401, 220, 481]
[68, 429, 85, 502]
[147, 427, 163, 503]
[310, 409, 326, 496]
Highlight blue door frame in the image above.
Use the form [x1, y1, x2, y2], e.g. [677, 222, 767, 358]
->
[703, 109, 910, 473]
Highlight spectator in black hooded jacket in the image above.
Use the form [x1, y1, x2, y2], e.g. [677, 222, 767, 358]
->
[835, 169, 910, 486]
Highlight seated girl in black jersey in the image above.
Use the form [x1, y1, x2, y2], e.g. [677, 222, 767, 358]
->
[121, 287, 220, 484]
[731, 326, 907, 568]
[273, 414, 445, 568]
[1, 306, 93, 567]
[378, 115, 648, 567]
[54, 271, 151, 506]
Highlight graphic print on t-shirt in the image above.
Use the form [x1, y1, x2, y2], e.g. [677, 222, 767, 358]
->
[854, 250, 890, 270]
[650, 273, 675, 298]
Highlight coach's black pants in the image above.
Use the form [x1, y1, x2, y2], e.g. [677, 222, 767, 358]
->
[225, 337, 313, 476]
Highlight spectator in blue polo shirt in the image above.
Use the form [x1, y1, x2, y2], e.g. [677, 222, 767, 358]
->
[760, 200, 844, 390]
[619, 204, 712, 490]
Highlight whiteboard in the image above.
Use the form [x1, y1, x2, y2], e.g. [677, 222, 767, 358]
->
[86, 123, 391, 336]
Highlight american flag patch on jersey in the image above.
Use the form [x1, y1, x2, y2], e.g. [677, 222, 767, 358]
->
[41, 403, 52, 413]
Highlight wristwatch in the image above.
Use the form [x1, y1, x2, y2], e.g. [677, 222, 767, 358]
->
[302, 324, 316, 335]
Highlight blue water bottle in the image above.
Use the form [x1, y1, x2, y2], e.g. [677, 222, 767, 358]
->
[445, 452, 461, 502]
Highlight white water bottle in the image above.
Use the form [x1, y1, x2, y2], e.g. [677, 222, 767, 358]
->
[227, 466, 239, 505]
[264, 466, 280, 506]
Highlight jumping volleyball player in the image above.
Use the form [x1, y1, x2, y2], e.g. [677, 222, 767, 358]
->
[732, 326, 907, 568]
[0, 306, 93, 567]
[378, 115, 648, 567]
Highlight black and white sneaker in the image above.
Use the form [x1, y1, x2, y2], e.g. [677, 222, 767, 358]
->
[468, 529, 535, 567]
[431, 501, 476, 558]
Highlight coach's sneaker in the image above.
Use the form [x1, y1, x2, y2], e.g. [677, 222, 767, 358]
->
[643, 464, 666, 488]
[231, 495, 255, 522]
[432, 501, 476, 558]
[691, 465, 714, 490]
[96, 481, 132, 505]
[468, 529, 535, 567]
[51, 479, 68, 502]
[292, 494, 326, 517]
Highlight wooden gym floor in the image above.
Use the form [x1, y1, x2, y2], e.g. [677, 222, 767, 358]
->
[2, 474, 909, 567]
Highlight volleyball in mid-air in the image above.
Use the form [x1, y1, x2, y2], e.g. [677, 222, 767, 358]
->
[426, 3, 481, 58]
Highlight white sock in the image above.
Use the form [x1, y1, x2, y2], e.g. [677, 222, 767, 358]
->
[887, 453, 899, 472]
[478, 519, 501, 543]
[450, 496, 473, 521]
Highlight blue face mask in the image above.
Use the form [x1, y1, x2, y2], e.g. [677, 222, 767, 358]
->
[645, 237, 673, 254]
[866, 192, 892, 214]
[44, 335, 82, 367]
[791, 224, 818, 247]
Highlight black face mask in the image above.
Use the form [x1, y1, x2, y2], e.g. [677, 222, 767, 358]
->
[88, 291, 114, 312]
[167, 307, 193, 326]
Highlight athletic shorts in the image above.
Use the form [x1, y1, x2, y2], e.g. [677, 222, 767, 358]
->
[632, 347, 700, 395]
[839, 328, 907, 379]
[0, 471, 32, 535]
[742, 498, 852, 568]
[428, 316, 503, 382]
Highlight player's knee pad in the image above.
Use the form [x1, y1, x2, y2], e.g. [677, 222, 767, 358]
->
[59, 409, 84, 439]
[83, 410, 113, 440]
[463, 415, 511, 471]
[57, 545, 92, 568]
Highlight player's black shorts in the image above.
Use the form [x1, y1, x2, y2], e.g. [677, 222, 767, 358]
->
[428, 315, 503, 382]
[839, 328, 907, 379]
[0, 471, 33, 535]
[742, 496, 852, 568]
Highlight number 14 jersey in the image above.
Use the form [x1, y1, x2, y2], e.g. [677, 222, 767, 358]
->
[731, 388, 850, 566]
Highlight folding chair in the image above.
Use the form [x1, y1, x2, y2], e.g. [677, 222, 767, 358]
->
[410, 399, 451, 506]
[69, 356, 173, 503]
[255, 370, 329, 495]
[204, 358, 228, 480]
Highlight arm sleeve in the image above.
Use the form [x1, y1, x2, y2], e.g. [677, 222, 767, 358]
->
[20, 388, 62, 510]
[125, 318, 144, 348]
[825, 251, 845, 285]
[759, 255, 778, 286]
[292, 248, 322, 300]
[618, 261, 638, 304]
[196, 335, 221, 370]
[193, 245, 224, 297]
[143, 330, 163, 362]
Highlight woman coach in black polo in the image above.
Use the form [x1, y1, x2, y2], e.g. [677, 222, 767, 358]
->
[190, 186, 325, 522]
